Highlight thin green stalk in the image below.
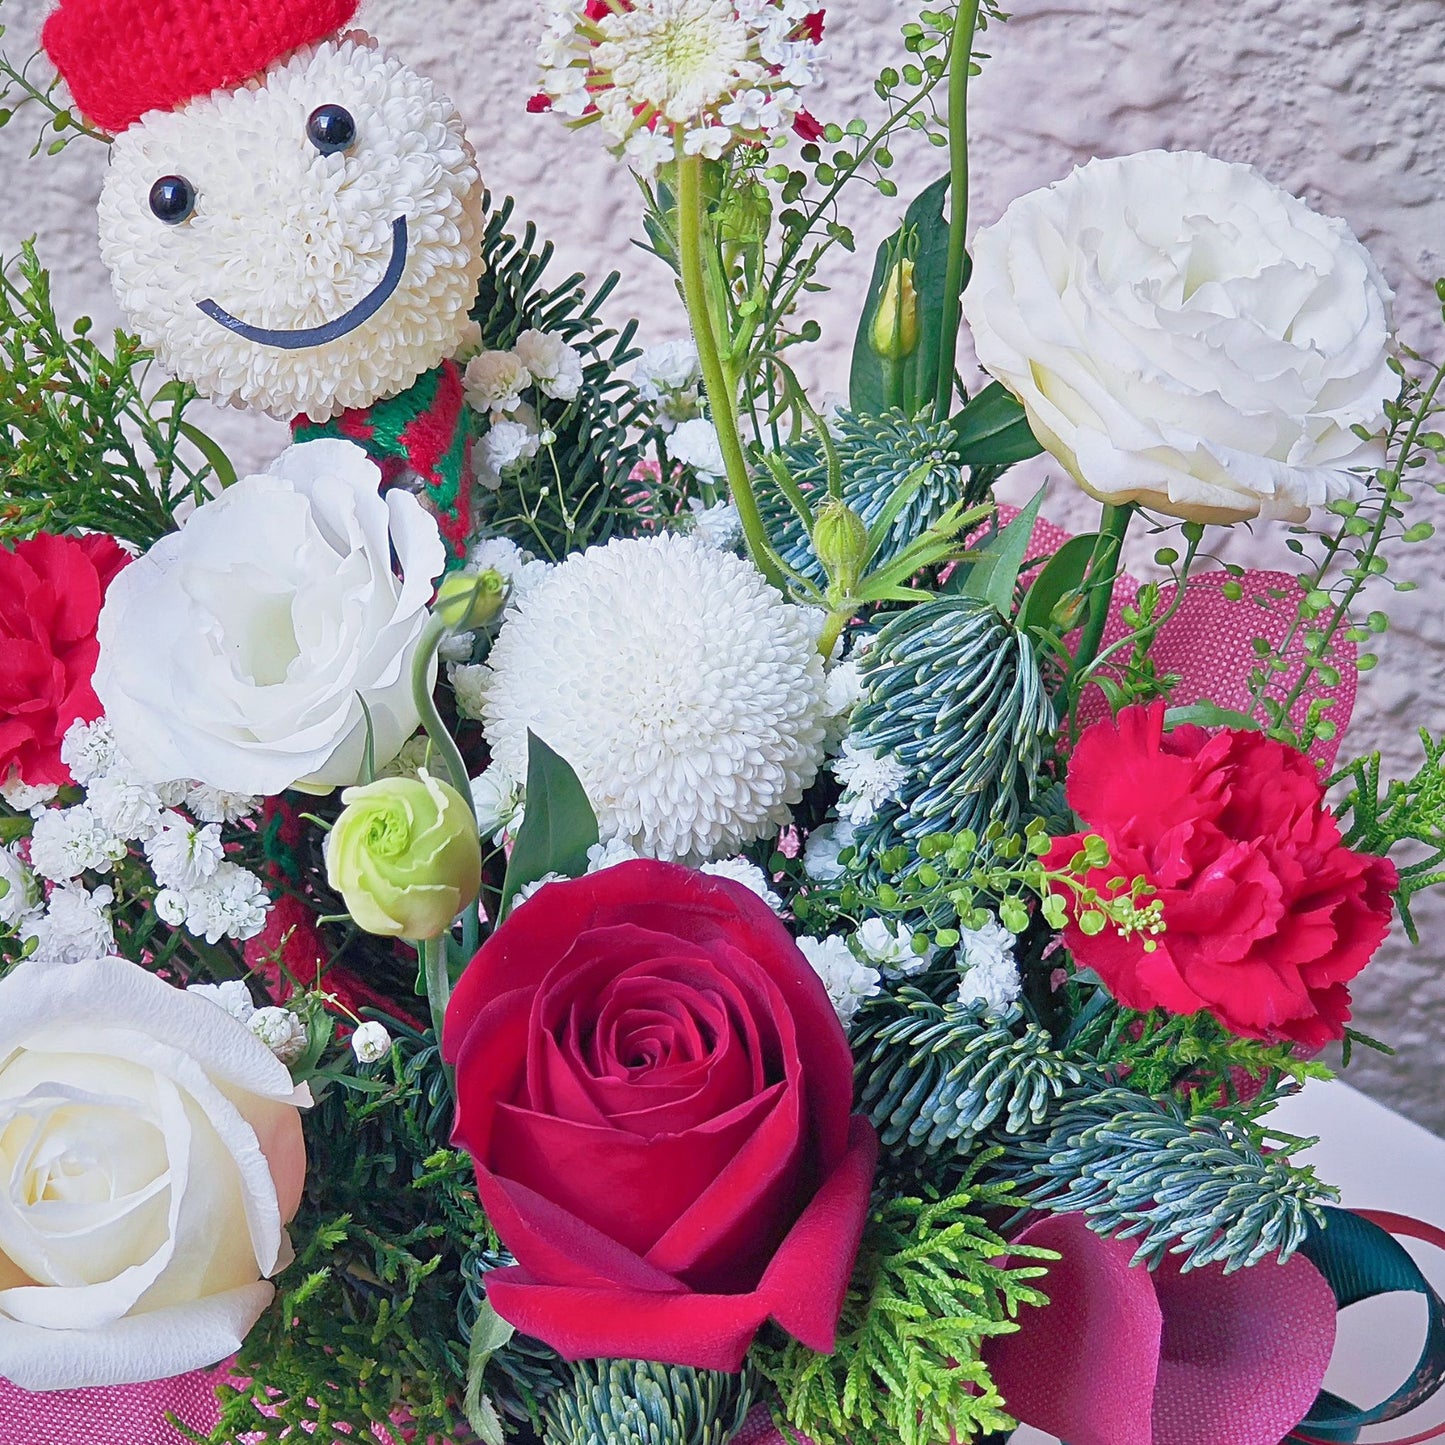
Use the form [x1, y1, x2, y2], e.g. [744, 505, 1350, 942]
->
[418, 936, 455, 1089]
[1067, 503, 1135, 691]
[933, 0, 983, 424]
[676, 152, 788, 590]
[411, 613, 481, 958]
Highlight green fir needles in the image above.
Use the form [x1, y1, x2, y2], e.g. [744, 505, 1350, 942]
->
[543, 1361, 754, 1445]
[1010, 1088, 1338, 1274]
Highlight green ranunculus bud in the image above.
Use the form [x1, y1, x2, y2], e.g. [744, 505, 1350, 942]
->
[814, 499, 872, 595]
[326, 771, 482, 940]
[871, 257, 919, 361]
[435, 568, 507, 632]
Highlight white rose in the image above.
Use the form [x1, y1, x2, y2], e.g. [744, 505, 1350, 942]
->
[963, 150, 1397, 524]
[0, 957, 308, 1389]
[95, 440, 446, 795]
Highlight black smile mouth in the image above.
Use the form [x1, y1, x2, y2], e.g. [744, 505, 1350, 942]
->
[196, 215, 409, 350]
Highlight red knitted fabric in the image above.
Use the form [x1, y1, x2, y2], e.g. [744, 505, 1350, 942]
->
[42, 0, 360, 134]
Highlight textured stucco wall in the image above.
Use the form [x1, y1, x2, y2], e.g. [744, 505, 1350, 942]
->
[3, 0, 1444, 1125]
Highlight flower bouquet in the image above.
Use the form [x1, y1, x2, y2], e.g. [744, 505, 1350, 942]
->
[2, 0, 1444, 1442]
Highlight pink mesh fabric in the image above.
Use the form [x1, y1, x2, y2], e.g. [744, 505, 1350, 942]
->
[0, 1369, 223, 1445]
[733, 1403, 809, 1445]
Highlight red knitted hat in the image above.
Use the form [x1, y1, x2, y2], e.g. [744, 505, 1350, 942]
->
[42, 0, 361, 135]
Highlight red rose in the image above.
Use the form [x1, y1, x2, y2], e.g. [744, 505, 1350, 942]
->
[444, 859, 878, 1372]
[1046, 704, 1397, 1048]
[0, 533, 130, 788]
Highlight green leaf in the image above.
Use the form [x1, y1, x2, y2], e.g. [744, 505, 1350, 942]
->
[500, 732, 599, 916]
[1164, 702, 1262, 733]
[1018, 534, 1098, 637]
[850, 175, 956, 417]
[463, 1299, 516, 1445]
[949, 382, 1044, 467]
[954, 486, 1044, 615]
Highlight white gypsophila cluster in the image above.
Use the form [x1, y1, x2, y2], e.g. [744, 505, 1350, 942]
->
[378, 736, 436, 780]
[24, 883, 115, 964]
[481, 534, 829, 863]
[669, 418, 727, 478]
[249, 1006, 309, 1066]
[0, 846, 40, 932]
[468, 537, 554, 610]
[187, 979, 257, 1025]
[481, 413, 544, 480]
[0, 774, 59, 815]
[514, 330, 585, 402]
[537, 0, 824, 176]
[832, 738, 908, 826]
[472, 766, 525, 843]
[699, 856, 783, 912]
[687, 497, 743, 550]
[798, 934, 880, 1030]
[963, 150, 1396, 525]
[633, 339, 703, 431]
[185, 787, 263, 825]
[351, 1020, 393, 1064]
[156, 863, 270, 946]
[464, 351, 533, 414]
[99, 36, 485, 421]
[465, 333, 581, 481]
[803, 820, 856, 883]
[957, 917, 1023, 1016]
[28, 806, 128, 883]
[856, 917, 934, 976]
[59, 717, 120, 787]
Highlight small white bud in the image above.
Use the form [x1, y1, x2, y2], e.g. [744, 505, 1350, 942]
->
[351, 1021, 393, 1065]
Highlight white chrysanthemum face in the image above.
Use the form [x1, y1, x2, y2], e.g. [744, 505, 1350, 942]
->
[963, 150, 1397, 524]
[481, 534, 829, 863]
[98, 36, 485, 421]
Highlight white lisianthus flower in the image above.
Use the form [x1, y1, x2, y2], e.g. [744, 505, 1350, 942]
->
[480, 534, 828, 862]
[963, 150, 1397, 524]
[351, 1021, 393, 1065]
[95, 440, 446, 796]
[23, 884, 115, 964]
[464, 350, 533, 415]
[0, 846, 39, 930]
[798, 934, 880, 1030]
[856, 917, 934, 976]
[513, 330, 585, 402]
[957, 917, 1022, 1016]
[0, 958, 308, 1390]
[670, 418, 728, 478]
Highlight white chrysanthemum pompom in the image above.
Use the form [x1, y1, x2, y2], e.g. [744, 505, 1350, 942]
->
[481, 534, 829, 863]
[98, 36, 485, 421]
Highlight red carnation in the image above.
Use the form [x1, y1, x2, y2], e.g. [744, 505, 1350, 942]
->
[0, 533, 130, 789]
[444, 859, 878, 1372]
[1045, 704, 1397, 1048]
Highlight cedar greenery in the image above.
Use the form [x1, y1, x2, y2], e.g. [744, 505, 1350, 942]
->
[756, 1158, 1052, 1445]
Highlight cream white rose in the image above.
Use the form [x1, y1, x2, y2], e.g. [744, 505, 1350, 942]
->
[95, 439, 446, 795]
[963, 150, 1397, 524]
[0, 957, 308, 1389]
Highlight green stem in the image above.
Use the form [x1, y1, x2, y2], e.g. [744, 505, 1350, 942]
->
[933, 0, 983, 424]
[411, 613, 481, 957]
[418, 936, 455, 1090]
[1068, 503, 1135, 691]
[675, 153, 788, 591]
[816, 605, 857, 662]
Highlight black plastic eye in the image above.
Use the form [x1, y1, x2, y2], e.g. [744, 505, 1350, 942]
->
[149, 175, 196, 225]
[307, 104, 357, 155]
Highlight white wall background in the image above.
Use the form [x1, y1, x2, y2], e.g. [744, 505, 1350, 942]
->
[3, 0, 1443, 1125]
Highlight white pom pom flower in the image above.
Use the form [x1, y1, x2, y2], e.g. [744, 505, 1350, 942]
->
[481, 534, 828, 863]
[98, 36, 485, 421]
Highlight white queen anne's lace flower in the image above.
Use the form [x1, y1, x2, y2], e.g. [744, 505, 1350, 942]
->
[481, 534, 828, 863]
[535, 0, 825, 175]
[963, 150, 1397, 524]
